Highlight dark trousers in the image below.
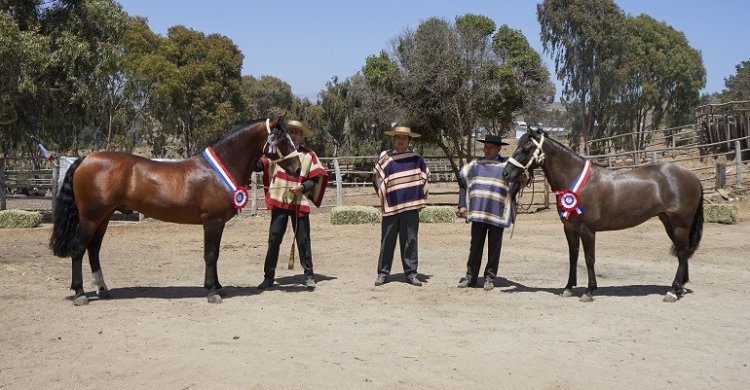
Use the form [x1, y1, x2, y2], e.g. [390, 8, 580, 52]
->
[264, 208, 313, 279]
[465, 222, 504, 283]
[377, 209, 419, 278]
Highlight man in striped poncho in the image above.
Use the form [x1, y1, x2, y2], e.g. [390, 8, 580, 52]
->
[457, 134, 513, 291]
[373, 126, 429, 287]
[256, 120, 329, 291]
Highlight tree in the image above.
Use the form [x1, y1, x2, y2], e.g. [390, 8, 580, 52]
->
[363, 14, 552, 176]
[538, 0, 625, 150]
[722, 60, 750, 101]
[153, 26, 246, 156]
[613, 15, 704, 151]
[241, 74, 293, 118]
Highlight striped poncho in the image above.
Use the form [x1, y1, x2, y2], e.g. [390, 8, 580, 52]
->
[262, 146, 329, 217]
[459, 157, 513, 228]
[373, 150, 429, 216]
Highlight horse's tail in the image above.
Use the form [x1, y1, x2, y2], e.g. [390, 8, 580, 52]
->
[50, 157, 85, 257]
[679, 186, 704, 260]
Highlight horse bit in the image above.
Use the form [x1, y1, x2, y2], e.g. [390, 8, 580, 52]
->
[264, 118, 300, 164]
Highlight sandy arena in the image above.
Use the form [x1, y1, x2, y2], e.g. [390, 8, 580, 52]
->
[1, 192, 749, 389]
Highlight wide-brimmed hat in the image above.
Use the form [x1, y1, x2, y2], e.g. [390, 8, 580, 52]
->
[384, 126, 421, 138]
[286, 120, 315, 137]
[477, 134, 509, 146]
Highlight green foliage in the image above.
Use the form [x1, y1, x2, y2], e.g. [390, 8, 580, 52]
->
[722, 60, 750, 101]
[361, 14, 552, 177]
[538, 0, 704, 152]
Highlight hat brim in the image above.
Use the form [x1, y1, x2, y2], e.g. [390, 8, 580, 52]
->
[477, 139, 509, 146]
[384, 130, 421, 138]
[286, 121, 315, 137]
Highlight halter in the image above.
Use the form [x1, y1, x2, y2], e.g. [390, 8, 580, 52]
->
[507, 134, 546, 178]
[264, 118, 300, 164]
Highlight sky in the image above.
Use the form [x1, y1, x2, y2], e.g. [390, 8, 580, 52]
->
[116, 0, 750, 101]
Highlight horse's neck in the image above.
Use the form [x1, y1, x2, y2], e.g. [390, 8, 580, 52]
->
[541, 142, 587, 191]
[213, 129, 265, 184]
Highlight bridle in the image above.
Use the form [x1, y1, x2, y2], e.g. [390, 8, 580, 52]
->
[507, 133, 546, 179]
[264, 118, 300, 164]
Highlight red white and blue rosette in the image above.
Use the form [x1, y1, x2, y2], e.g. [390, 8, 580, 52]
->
[557, 189, 583, 219]
[555, 160, 592, 220]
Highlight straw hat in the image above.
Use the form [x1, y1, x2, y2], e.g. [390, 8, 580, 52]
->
[384, 126, 421, 138]
[286, 120, 315, 137]
[477, 134, 509, 146]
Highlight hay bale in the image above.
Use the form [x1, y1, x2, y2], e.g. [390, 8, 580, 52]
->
[419, 206, 456, 223]
[330, 206, 380, 225]
[703, 203, 738, 224]
[0, 210, 43, 228]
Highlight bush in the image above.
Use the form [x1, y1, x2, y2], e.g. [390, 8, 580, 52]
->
[0, 210, 43, 228]
[331, 206, 380, 225]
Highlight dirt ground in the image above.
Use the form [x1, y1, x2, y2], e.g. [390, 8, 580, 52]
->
[1, 190, 749, 389]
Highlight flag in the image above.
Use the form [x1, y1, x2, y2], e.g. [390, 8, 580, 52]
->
[31, 136, 55, 161]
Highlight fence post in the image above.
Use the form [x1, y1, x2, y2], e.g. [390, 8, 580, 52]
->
[0, 158, 6, 210]
[651, 151, 658, 163]
[333, 158, 343, 206]
[715, 163, 726, 190]
[736, 141, 743, 188]
[51, 160, 59, 196]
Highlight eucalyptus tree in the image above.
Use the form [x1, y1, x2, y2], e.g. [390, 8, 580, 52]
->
[0, 3, 49, 155]
[363, 14, 552, 175]
[1, 0, 129, 155]
[154, 26, 245, 156]
[318, 76, 352, 156]
[241, 74, 294, 119]
[614, 15, 704, 151]
[538, 0, 625, 151]
[722, 60, 750, 102]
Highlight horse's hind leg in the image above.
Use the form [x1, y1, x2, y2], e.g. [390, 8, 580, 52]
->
[87, 216, 113, 300]
[659, 215, 689, 300]
[562, 226, 580, 298]
[660, 215, 690, 302]
[70, 218, 100, 305]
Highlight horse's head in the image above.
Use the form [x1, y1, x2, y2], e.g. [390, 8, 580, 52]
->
[264, 116, 302, 177]
[502, 127, 547, 184]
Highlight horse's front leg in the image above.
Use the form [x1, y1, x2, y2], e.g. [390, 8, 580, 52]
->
[203, 220, 226, 303]
[580, 230, 597, 302]
[562, 226, 580, 298]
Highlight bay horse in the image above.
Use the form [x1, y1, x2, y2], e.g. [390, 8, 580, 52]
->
[503, 128, 703, 302]
[50, 117, 302, 305]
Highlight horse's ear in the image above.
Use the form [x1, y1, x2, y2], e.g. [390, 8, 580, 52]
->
[278, 112, 286, 124]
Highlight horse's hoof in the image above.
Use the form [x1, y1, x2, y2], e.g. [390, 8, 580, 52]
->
[98, 288, 112, 300]
[73, 295, 89, 306]
[663, 291, 679, 303]
[579, 294, 594, 303]
[561, 289, 574, 298]
[207, 293, 222, 304]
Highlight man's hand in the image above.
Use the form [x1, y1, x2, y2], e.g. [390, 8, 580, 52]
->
[457, 207, 467, 218]
[290, 183, 304, 195]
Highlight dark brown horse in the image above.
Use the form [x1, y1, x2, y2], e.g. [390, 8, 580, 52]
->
[50, 117, 301, 305]
[503, 128, 703, 302]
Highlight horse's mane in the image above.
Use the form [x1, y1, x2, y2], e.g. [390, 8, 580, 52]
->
[535, 127, 605, 167]
[209, 118, 267, 146]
